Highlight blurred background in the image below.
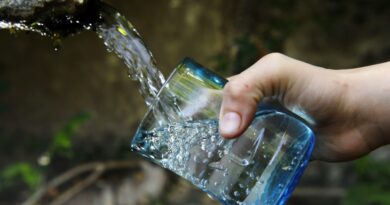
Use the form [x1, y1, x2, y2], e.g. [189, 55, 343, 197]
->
[0, 0, 390, 204]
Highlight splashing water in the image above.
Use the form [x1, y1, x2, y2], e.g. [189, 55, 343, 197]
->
[96, 5, 165, 106]
[132, 118, 313, 205]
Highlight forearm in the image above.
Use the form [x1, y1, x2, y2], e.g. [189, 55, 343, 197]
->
[347, 62, 390, 146]
[220, 53, 388, 161]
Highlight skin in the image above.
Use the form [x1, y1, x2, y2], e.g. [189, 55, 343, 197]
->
[219, 53, 390, 162]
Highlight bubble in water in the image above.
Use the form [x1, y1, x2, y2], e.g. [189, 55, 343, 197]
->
[282, 166, 293, 171]
[224, 149, 229, 155]
[228, 153, 251, 166]
[207, 151, 213, 158]
[234, 191, 240, 197]
[200, 179, 208, 188]
[200, 141, 207, 151]
[208, 162, 225, 171]
[249, 172, 255, 178]
[245, 188, 251, 195]
[193, 155, 200, 162]
[291, 156, 299, 165]
[217, 139, 225, 146]
[241, 159, 250, 166]
[222, 188, 231, 198]
[218, 150, 224, 158]
[260, 180, 264, 184]
[210, 135, 216, 142]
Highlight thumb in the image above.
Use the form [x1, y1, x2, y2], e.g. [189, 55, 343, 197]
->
[219, 53, 290, 138]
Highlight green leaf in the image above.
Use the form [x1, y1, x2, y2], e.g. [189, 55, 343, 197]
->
[0, 163, 42, 190]
[343, 157, 390, 205]
[49, 112, 91, 158]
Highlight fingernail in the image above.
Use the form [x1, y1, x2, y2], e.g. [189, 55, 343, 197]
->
[220, 112, 241, 136]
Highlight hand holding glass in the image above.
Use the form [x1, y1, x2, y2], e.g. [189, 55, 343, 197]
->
[131, 58, 315, 205]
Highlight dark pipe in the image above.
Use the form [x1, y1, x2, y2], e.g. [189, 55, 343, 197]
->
[0, 0, 86, 19]
[0, 0, 102, 38]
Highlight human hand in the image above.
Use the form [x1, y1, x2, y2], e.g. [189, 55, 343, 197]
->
[219, 53, 390, 162]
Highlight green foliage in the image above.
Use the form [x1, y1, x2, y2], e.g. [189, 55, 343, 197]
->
[48, 112, 91, 158]
[0, 163, 42, 190]
[0, 112, 91, 193]
[343, 157, 390, 205]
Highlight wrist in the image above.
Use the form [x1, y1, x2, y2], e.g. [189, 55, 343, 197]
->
[346, 65, 390, 147]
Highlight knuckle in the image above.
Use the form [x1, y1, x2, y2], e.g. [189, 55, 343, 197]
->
[223, 79, 249, 100]
[257, 52, 288, 76]
[263, 52, 286, 61]
[260, 53, 286, 65]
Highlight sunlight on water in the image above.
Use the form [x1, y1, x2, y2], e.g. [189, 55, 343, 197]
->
[0, 21, 45, 35]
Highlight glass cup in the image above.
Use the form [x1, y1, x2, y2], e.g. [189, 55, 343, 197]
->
[131, 58, 315, 205]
